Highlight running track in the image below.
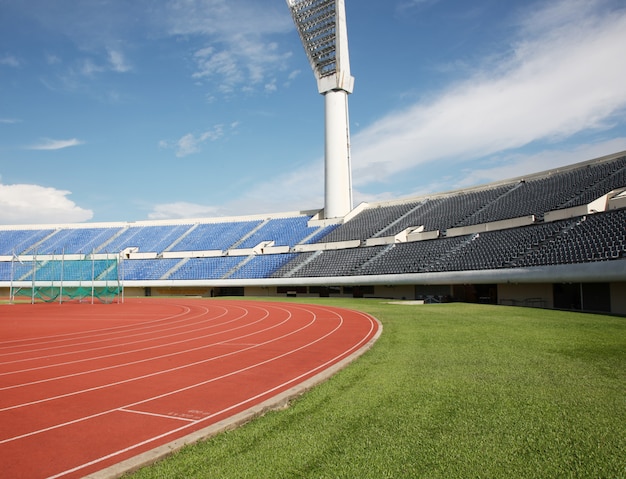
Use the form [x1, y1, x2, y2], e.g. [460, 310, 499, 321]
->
[0, 298, 381, 478]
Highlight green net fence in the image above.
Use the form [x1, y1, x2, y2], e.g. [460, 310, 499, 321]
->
[10, 254, 123, 304]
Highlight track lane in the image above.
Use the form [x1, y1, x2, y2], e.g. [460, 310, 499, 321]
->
[0, 299, 380, 479]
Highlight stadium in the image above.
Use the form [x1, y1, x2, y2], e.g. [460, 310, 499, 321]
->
[1, 148, 626, 314]
[0, 1, 625, 477]
[1, 1, 625, 314]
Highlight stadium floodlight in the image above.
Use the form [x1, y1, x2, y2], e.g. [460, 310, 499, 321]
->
[287, 0, 354, 218]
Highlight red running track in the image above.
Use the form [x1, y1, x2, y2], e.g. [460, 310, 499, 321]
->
[0, 298, 380, 478]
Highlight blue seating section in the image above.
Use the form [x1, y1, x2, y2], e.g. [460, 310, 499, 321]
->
[169, 257, 244, 280]
[236, 217, 318, 248]
[106, 225, 193, 253]
[33, 228, 122, 254]
[0, 260, 31, 281]
[122, 259, 181, 281]
[228, 254, 298, 279]
[169, 221, 261, 251]
[0, 229, 54, 255]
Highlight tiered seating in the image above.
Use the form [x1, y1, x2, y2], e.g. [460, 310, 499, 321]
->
[384, 186, 512, 233]
[458, 155, 626, 225]
[169, 257, 244, 280]
[0, 260, 31, 281]
[305, 224, 340, 243]
[0, 229, 53, 255]
[320, 202, 420, 242]
[106, 225, 192, 253]
[169, 221, 261, 252]
[335, 210, 626, 276]
[435, 222, 565, 271]
[122, 258, 181, 281]
[0, 262, 10, 280]
[326, 155, 626, 238]
[285, 246, 386, 277]
[358, 236, 468, 275]
[1, 154, 624, 284]
[24, 227, 121, 254]
[271, 252, 317, 278]
[228, 254, 298, 279]
[236, 217, 319, 248]
[572, 159, 626, 206]
[515, 209, 626, 267]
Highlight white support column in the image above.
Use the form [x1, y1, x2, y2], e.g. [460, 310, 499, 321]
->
[324, 89, 353, 218]
[287, 0, 355, 219]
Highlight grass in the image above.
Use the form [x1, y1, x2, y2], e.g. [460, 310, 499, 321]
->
[128, 299, 626, 479]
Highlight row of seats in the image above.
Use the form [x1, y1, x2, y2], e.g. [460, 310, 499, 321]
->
[275, 209, 626, 277]
[0, 229, 54, 255]
[3, 156, 624, 256]
[116, 255, 299, 281]
[1, 215, 332, 255]
[2, 209, 624, 281]
[1, 155, 624, 282]
[322, 155, 626, 241]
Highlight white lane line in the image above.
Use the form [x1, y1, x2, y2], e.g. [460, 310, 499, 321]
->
[48, 308, 378, 479]
[0, 305, 296, 413]
[0, 304, 321, 443]
[0, 303, 193, 350]
[0, 306, 241, 377]
[0, 305, 218, 361]
[0, 306, 278, 391]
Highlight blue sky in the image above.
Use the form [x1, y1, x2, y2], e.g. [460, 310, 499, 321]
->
[1, 0, 626, 225]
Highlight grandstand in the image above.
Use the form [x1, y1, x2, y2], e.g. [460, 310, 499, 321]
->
[1, 150, 625, 314]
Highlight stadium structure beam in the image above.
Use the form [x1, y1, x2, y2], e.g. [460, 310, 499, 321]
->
[287, 0, 354, 218]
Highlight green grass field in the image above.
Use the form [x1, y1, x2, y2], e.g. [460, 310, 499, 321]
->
[128, 300, 625, 479]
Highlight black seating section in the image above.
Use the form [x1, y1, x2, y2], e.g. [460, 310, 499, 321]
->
[315, 155, 626, 242]
[320, 202, 420, 242]
[275, 209, 626, 277]
[283, 247, 386, 277]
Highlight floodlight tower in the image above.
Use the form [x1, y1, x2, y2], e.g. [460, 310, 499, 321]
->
[286, 0, 354, 218]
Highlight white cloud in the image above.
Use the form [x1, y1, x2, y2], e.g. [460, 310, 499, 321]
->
[178, 127, 224, 156]
[0, 54, 20, 67]
[148, 0, 626, 219]
[286, 69, 301, 84]
[216, 162, 324, 216]
[351, 0, 626, 187]
[176, 133, 207, 157]
[164, 0, 293, 94]
[0, 183, 93, 224]
[0, 118, 21, 124]
[160, 123, 238, 157]
[28, 138, 84, 150]
[455, 138, 626, 189]
[107, 49, 132, 73]
[46, 53, 61, 65]
[77, 49, 131, 77]
[79, 58, 104, 77]
[146, 160, 325, 219]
